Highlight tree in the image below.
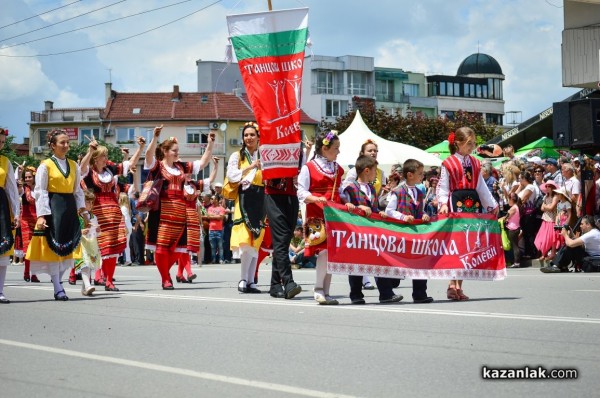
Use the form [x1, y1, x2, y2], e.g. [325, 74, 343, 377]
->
[0, 135, 40, 170]
[322, 97, 502, 149]
[67, 140, 124, 164]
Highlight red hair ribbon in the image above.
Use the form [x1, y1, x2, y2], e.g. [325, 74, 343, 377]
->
[448, 132, 455, 145]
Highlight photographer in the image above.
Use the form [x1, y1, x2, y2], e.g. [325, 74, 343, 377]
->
[541, 215, 600, 273]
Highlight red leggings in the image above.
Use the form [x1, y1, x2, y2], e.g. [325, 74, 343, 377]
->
[102, 257, 117, 287]
[155, 251, 180, 284]
[177, 253, 193, 278]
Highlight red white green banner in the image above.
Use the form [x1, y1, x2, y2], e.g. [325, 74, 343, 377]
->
[226, 8, 308, 179]
[324, 204, 507, 281]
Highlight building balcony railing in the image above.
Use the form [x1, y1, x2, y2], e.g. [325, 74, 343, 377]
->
[30, 112, 48, 122]
[118, 142, 226, 157]
[311, 84, 374, 97]
[374, 93, 410, 103]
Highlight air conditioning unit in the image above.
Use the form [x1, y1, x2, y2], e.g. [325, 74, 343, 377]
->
[230, 138, 242, 146]
[210, 122, 219, 129]
[32, 146, 44, 154]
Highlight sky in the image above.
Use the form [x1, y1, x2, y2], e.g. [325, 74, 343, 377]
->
[0, 0, 579, 143]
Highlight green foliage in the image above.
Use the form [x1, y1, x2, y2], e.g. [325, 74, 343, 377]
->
[0, 135, 40, 169]
[67, 140, 124, 163]
[322, 97, 502, 149]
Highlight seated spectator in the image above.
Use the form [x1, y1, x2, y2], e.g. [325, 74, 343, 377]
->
[289, 226, 315, 269]
[541, 215, 600, 273]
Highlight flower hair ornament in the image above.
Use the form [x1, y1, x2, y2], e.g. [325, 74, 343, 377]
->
[322, 130, 338, 146]
[0, 128, 8, 136]
[168, 136, 178, 144]
[363, 138, 375, 145]
[244, 121, 259, 132]
[448, 131, 455, 145]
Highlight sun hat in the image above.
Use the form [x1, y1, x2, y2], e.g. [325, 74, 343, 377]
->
[540, 180, 558, 194]
[553, 187, 572, 203]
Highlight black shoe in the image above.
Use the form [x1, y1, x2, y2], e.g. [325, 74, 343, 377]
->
[351, 298, 366, 305]
[54, 290, 69, 301]
[269, 290, 285, 298]
[413, 297, 434, 304]
[105, 285, 120, 292]
[380, 294, 403, 304]
[246, 283, 262, 294]
[284, 282, 302, 299]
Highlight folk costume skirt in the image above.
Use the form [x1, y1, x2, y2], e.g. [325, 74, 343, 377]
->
[94, 192, 127, 259]
[146, 190, 187, 254]
[230, 185, 265, 251]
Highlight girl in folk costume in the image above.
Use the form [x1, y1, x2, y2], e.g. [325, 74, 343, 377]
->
[436, 127, 498, 301]
[0, 128, 20, 304]
[79, 135, 145, 291]
[119, 192, 133, 266]
[298, 130, 344, 305]
[19, 166, 40, 283]
[176, 158, 217, 284]
[75, 190, 102, 296]
[144, 125, 215, 290]
[26, 130, 88, 301]
[227, 122, 266, 294]
[342, 139, 386, 290]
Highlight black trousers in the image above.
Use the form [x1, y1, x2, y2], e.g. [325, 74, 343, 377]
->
[349, 275, 396, 301]
[556, 245, 586, 269]
[265, 194, 298, 290]
[131, 227, 145, 263]
[222, 221, 233, 262]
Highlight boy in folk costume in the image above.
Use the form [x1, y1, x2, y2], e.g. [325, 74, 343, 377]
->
[385, 159, 434, 303]
[342, 155, 402, 304]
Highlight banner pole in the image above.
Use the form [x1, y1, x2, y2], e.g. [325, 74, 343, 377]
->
[267, 0, 272, 11]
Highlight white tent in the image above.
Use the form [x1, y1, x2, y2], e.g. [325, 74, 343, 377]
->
[311, 110, 442, 174]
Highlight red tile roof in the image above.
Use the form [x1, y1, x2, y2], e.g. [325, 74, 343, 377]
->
[103, 91, 318, 125]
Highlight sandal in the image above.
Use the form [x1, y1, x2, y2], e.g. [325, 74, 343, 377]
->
[54, 290, 69, 301]
[447, 287, 460, 300]
[457, 289, 469, 300]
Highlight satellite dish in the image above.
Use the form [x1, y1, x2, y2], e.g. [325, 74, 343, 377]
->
[219, 123, 227, 131]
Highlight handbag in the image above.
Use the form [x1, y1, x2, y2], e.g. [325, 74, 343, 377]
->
[136, 178, 163, 212]
[221, 178, 240, 201]
[499, 219, 511, 251]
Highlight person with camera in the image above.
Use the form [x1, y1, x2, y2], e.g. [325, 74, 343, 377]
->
[541, 215, 600, 273]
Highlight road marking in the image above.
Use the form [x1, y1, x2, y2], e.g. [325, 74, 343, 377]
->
[10, 285, 600, 325]
[0, 338, 359, 398]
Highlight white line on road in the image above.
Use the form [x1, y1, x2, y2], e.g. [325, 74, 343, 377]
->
[10, 284, 600, 325]
[0, 338, 359, 398]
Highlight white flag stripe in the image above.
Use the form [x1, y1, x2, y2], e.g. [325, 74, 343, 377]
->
[227, 7, 308, 37]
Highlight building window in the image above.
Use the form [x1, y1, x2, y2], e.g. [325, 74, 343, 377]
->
[447, 82, 454, 96]
[186, 127, 210, 144]
[442, 111, 455, 120]
[116, 127, 135, 143]
[79, 128, 100, 143]
[39, 129, 49, 147]
[439, 82, 446, 96]
[476, 84, 482, 98]
[453, 83, 460, 97]
[317, 71, 333, 94]
[486, 113, 503, 125]
[347, 72, 367, 95]
[325, 99, 346, 117]
[482, 85, 488, 98]
[376, 79, 394, 101]
[403, 83, 419, 97]
[463, 83, 469, 97]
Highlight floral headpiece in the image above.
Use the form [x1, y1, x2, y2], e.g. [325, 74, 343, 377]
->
[168, 136, 178, 143]
[0, 128, 8, 136]
[322, 130, 337, 146]
[24, 166, 36, 176]
[448, 131, 455, 145]
[363, 138, 375, 145]
[243, 121, 259, 132]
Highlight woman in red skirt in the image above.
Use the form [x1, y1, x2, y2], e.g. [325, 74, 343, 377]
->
[176, 159, 217, 283]
[144, 125, 215, 289]
[20, 166, 40, 283]
[79, 136, 145, 291]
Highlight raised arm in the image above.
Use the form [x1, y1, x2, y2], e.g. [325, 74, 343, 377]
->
[144, 125, 163, 168]
[78, 135, 99, 176]
[127, 136, 147, 173]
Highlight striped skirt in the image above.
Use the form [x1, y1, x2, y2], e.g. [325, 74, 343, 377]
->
[185, 202, 201, 253]
[94, 192, 126, 258]
[146, 190, 187, 254]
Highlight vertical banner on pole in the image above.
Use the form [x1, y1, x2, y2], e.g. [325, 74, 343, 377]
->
[226, 8, 309, 179]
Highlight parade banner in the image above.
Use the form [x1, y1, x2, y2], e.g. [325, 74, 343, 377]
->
[226, 8, 308, 179]
[324, 204, 507, 281]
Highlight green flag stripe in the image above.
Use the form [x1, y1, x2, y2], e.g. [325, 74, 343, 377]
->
[325, 208, 500, 234]
[231, 28, 307, 61]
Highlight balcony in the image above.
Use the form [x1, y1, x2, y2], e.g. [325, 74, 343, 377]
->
[117, 142, 226, 157]
[30, 112, 48, 122]
[375, 93, 409, 103]
[311, 84, 374, 97]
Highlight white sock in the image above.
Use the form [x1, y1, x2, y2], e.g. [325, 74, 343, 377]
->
[362, 275, 371, 285]
[81, 267, 91, 289]
[247, 256, 258, 286]
[315, 251, 328, 292]
[239, 246, 257, 283]
[0, 265, 7, 296]
[50, 273, 63, 294]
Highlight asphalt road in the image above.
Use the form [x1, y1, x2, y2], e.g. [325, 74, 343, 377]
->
[1, 263, 598, 398]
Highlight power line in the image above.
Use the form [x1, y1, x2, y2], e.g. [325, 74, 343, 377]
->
[0, 0, 223, 58]
[1, 0, 196, 50]
[0, 0, 127, 43]
[0, 0, 83, 30]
